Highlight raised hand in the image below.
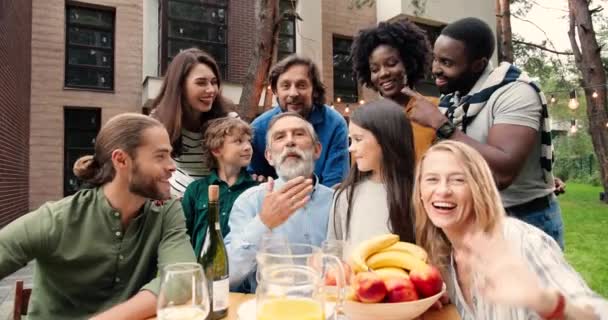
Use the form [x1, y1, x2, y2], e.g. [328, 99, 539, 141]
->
[259, 176, 313, 229]
[457, 229, 544, 310]
[401, 86, 448, 130]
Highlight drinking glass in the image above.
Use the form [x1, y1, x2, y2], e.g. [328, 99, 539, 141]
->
[157, 263, 210, 320]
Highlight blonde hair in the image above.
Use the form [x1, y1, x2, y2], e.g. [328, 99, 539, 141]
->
[414, 140, 505, 274]
[73, 113, 164, 186]
[203, 117, 252, 169]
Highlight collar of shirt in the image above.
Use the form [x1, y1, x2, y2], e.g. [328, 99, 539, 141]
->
[95, 186, 159, 218]
[205, 168, 254, 189]
[277, 103, 326, 125]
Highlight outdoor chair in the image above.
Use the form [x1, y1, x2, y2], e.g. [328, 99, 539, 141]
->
[12, 280, 31, 320]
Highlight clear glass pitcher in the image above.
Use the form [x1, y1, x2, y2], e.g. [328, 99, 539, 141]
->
[255, 243, 347, 320]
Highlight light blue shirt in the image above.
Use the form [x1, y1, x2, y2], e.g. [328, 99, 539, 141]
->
[225, 176, 334, 293]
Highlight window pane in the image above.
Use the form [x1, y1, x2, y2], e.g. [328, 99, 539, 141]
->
[168, 1, 226, 24]
[278, 37, 295, 53]
[333, 36, 357, 102]
[279, 20, 295, 36]
[334, 89, 358, 103]
[65, 110, 100, 130]
[65, 131, 98, 148]
[68, 47, 112, 67]
[168, 39, 226, 63]
[334, 69, 357, 88]
[66, 67, 113, 89]
[68, 27, 112, 48]
[333, 38, 352, 54]
[279, 0, 296, 13]
[68, 7, 113, 29]
[168, 20, 226, 43]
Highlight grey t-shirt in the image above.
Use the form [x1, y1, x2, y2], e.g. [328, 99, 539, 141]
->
[464, 73, 554, 208]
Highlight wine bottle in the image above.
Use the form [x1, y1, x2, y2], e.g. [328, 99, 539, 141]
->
[199, 185, 229, 319]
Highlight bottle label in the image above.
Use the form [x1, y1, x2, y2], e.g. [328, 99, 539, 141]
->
[212, 278, 229, 311]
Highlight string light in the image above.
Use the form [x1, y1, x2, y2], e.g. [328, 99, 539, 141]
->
[568, 90, 579, 110]
[345, 107, 350, 113]
[336, 97, 341, 103]
[592, 91, 599, 99]
[570, 119, 578, 134]
[550, 94, 556, 104]
[267, 85, 271, 90]
[359, 99, 365, 105]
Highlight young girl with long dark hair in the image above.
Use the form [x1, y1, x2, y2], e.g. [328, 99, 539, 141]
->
[327, 99, 417, 246]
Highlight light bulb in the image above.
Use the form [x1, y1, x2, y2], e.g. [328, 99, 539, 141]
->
[359, 99, 365, 105]
[592, 91, 598, 98]
[570, 125, 578, 134]
[568, 90, 579, 110]
[336, 97, 341, 103]
[267, 85, 271, 90]
[550, 95, 556, 104]
[345, 107, 350, 113]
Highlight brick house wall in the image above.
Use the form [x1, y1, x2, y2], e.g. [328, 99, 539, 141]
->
[29, 0, 143, 209]
[0, 0, 32, 227]
[227, 0, 255, 84]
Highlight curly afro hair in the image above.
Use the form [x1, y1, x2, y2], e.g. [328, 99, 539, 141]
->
[351, 19, 432, 90]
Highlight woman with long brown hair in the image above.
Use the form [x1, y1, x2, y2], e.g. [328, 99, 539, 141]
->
[327, 99, 416, 246]
[414, 140, 607, 319]
[151, 48, 230, 198]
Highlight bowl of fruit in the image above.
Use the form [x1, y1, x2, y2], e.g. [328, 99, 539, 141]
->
[342, 234, 446, 320]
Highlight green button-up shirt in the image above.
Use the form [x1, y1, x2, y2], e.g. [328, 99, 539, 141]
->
[182, 169, 258, 258]
[0, 187, 196, 319]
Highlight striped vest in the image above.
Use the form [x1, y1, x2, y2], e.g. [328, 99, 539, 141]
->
[438, 62, 554, 180]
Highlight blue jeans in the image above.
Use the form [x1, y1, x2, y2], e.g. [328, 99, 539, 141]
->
[508, 196, 565, 250]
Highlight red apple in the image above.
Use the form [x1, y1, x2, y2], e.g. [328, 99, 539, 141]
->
[353, 271, 387, 303]
[409, 265, 443, 298]
[324, 262, 352, 286]
[384, 276, 419, 302]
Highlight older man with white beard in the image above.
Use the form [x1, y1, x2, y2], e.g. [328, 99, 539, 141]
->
[225, 112, 334, 293]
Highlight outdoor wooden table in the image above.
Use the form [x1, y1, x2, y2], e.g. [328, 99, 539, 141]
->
[147, 292, 461, 320]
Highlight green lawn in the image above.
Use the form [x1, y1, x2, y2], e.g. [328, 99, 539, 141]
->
[560, 183, 608, 297]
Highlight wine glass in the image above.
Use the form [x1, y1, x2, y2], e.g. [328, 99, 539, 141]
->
[157, 263, 210, 320]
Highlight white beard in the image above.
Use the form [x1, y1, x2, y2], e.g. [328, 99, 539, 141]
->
[272, 147, 315, 181]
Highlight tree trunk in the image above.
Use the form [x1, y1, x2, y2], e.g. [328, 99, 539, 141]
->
[237, 0, 279, 121]
[496, 0, 513, 62]
[568, 0, 608, 203]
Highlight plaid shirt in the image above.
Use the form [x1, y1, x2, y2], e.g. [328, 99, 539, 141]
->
[447, 217, 608, 319]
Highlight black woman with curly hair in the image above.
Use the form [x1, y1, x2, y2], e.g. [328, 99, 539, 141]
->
[351, 18, 438, 160]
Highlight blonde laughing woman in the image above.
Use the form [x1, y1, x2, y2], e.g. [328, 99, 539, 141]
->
[414, 140, 607, 319]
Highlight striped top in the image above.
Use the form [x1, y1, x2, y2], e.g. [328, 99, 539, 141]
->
[448, 217, 608, 319]
[169, 129, 210, 198]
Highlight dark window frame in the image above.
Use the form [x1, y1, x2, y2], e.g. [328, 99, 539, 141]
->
[160, 0, 228, 78]
[332, 35, 358, 103]
[64, 1, 115, 91]
[277, 0, 297, 61]
[63, 107, 102, 196]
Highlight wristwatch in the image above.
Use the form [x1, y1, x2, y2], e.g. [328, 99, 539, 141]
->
[436, 120, 456, 139]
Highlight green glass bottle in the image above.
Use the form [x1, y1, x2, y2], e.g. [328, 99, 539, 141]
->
[199, 185, 229, 319]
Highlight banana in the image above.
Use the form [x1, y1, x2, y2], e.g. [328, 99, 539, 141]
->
[349, 234, 399, 273]
[366, 250, 428, 271]
[380, 241, 428, 263]
[372, 267, 409, 280]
